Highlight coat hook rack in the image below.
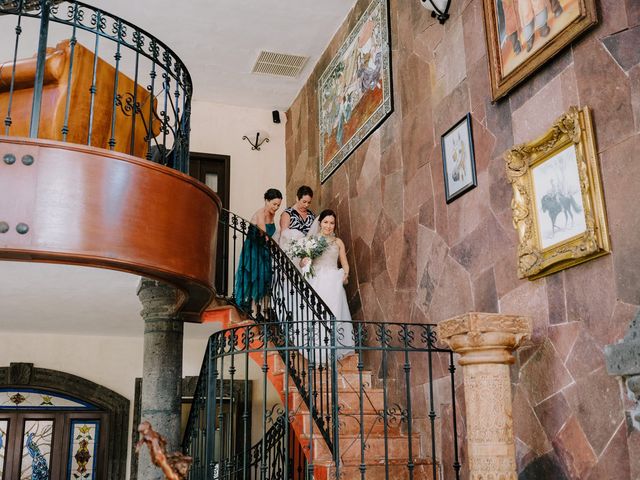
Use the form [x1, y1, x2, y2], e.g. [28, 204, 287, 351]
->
[242, 132, 269, 151]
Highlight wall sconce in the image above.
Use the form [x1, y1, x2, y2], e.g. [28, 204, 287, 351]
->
[420, 0, 451, 24]
[242, 132, 270, 151]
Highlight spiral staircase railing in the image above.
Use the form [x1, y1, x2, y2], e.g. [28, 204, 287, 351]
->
[1, 0, 191, 171]
[1, 3, 464, 475]
[219, 209, 342, 454]
[182, 210, 462, 480]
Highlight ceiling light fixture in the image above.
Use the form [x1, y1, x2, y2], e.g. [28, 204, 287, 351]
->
[420, 0, 451, 24]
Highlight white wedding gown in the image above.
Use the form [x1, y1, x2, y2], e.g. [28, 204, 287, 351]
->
[306, 240, 355, 360]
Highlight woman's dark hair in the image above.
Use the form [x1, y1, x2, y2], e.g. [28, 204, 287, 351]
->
[264, 188, 283, 201]
[318, 209, 337, 223]
[296, 185, 313, 199]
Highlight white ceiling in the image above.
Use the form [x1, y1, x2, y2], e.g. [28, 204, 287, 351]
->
[90, 0, 357, 109]
[0, 261, 218, 340]
[0, 261, 143, 336]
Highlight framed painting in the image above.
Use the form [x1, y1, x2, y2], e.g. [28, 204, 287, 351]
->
[483, 0, 597, 101]
[441, 113, 477, 203]
[318, 0, 392, 183]
[505, 106, 610, 280]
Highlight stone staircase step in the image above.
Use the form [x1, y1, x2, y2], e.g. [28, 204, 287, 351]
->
[209, 304, 440, 479]
[336, 354, 361, 371]
[299, 432, 420, 463]
[293, 407, 401, 436]
[288, 390, 383, 415]
[273, 351, 373, 380]
[326, 459, 439, 480]
[338, 414, 403, 436]
[336, 434, 420, 462]
[270, 368, 375, 397]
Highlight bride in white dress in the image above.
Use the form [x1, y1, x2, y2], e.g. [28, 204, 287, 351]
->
[302, 209, 355, 360]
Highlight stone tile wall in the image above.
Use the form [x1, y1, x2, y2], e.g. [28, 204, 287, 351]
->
[285, 0, 640, 477]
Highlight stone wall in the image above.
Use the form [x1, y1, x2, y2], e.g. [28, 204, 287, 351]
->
[285, 0, 640, 478]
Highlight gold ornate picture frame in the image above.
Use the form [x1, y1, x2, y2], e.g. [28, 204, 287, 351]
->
[482, 0, 596, 101]
[505, 106, 610, 280]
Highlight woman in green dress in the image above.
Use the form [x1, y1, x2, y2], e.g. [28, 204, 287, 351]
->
[234, 188, 282, 310]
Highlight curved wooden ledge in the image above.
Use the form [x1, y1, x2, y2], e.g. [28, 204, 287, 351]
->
[0, 136, 220, 321]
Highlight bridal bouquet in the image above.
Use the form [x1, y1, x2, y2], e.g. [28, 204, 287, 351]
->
[288, 235, 329, 278]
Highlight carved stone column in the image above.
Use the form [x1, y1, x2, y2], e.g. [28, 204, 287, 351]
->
[605, 311, 640, 430]
[137, 278, 185, 480]
[438, 313, 531, 480]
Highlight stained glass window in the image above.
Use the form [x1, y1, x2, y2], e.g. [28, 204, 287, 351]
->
[20, 419, 53, 480]
[0, 419, 7, 480]
[0, 389, 95, 410]
[67, 421, 99, 480]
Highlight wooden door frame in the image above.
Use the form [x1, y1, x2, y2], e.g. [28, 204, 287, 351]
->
[0, 410, 109, 480]
[0, 363, 129, 480]
[189, 152, 230, 209]
[189, 152, 231, 295]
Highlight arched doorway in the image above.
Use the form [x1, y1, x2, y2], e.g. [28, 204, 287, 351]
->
[0, 364, 129, 480]
[0, 388, 108, 478]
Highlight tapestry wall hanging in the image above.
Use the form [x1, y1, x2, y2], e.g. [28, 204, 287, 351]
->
[318, 0, 392, 183]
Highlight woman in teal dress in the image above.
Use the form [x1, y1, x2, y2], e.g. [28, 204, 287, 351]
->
[234, 188, 282, 309]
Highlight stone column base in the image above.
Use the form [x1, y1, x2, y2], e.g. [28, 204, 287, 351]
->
[438, 312, 531, 480]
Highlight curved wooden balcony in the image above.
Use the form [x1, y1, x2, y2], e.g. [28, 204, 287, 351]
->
[0, 136, 220, 320]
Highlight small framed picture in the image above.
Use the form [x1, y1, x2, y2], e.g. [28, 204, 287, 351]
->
[441, 113, 477, 204]
[505, 106, 610, 279]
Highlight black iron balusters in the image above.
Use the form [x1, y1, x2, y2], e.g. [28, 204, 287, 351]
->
[181, 209, 463, 479]
[1, 0, 192, 173]
[218, 209, 339, 453]
[183, 320, 463, 480]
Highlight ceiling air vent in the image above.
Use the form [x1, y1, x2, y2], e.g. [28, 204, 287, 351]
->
[252, 51, 308, 78]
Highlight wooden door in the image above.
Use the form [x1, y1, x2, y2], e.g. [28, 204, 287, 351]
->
[189, 152, 231, 295]
[0, 411, 108, 480]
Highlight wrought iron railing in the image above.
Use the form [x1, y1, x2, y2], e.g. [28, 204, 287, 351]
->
[218, 209, 341, 453]
[183, 210, 462, 479]
[0, 0, 191, 172]
[224, 412, 306, 480]
[183, 320, 461, 480]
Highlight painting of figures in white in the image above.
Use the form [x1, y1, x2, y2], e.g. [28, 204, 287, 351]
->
[441, 113, 477, 203]
[532, 145, 587, 249]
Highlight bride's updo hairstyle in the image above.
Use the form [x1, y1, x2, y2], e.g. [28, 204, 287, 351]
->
[319, 209, 337, 221]
[318, 209, 338, 232]
[264, 188, 283, 201]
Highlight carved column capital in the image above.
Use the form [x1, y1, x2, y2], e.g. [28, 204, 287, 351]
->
[137, 277, 186, 320]
[438, 312, 531, 365]
[437, 312, 531, 480]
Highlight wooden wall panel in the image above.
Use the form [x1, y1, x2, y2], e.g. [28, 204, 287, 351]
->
[0, 136, 220, 320]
